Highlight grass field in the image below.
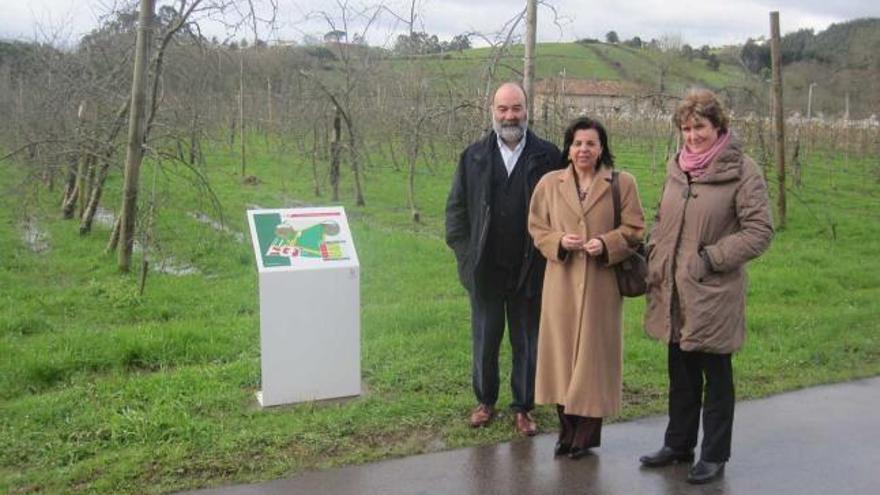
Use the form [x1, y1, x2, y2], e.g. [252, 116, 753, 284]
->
[1, 132, 878, 493]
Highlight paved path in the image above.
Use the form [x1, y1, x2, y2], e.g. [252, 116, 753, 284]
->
[179, 376, 880, 495]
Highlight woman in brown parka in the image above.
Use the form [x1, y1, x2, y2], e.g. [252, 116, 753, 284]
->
[529, 117, 645, 459]
[638, 89, 773, 484]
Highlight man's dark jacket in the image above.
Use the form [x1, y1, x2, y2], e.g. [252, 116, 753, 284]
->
[445, 129, 562, 297]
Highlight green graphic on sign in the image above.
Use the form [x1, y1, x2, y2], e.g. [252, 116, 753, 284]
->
[254, 213, 292, 267]
[252, 211, 349, 268]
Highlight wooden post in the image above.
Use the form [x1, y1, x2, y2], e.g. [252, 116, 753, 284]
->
[239, 54, 246, 177]
[770, 11, 786, 229]
[806, 82, 816, 120]
[523, 0, 537, 125]
[843, 92, 850, 173]
[267, 77, 273, 130]
[118, 0, 154, 272]
[560, 66, 567, 119]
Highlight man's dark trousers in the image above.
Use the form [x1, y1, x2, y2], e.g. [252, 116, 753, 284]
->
[469, 267, 540, 413]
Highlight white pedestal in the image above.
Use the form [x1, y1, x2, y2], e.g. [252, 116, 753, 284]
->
[247, 207, 361, 407]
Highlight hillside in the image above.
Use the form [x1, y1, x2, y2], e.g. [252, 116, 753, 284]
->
[784, 18, 880, 120]
[383, 17, 879, 119]
[392, 41, 749, 97]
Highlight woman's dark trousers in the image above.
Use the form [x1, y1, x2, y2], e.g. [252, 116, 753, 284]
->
[664, 342, 734, 462]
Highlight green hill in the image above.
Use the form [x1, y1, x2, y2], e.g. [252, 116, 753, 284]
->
[391, 40, 748, 96]
[384, 17, 879, 118]
[741, 17, 880, 119]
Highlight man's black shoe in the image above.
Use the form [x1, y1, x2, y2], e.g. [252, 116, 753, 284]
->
[687, 460, 725, 484]
[639, 446, 695, 467]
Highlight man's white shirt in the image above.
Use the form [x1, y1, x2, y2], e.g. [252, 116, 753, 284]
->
[497, 134, 527, 176]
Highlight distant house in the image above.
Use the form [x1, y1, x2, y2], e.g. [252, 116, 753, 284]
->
[533, 78, 672, 118]
[323, 30, 347, 44]
[322, 30, 370, 58]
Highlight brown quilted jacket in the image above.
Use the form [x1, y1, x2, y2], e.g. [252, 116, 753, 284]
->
[643, 137, 774, 354]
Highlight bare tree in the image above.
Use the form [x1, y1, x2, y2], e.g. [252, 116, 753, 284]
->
[80, 101, 130, 234]
[656, 33, 683, 94]
[297, 1, 390, 206]
[111, 0, 278, 269]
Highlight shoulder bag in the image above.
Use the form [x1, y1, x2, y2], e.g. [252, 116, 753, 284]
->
[611, 171, 648, 297]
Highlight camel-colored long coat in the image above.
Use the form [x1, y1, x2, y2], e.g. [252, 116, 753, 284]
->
[528, 166, 645, 417]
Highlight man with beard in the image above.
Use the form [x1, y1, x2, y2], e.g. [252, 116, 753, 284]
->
[445, 82, 562, 436]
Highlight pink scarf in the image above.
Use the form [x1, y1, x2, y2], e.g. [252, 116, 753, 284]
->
[678, 131, 731, 177]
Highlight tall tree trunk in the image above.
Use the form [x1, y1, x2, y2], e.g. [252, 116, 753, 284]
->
[62, 101, 88, 218]
[337, 107, 365, 206]
[407, 130, 421, 223]
[81, 101, 129, 235]
[348, 127, 365, 207]
[62, 180, 80, 219]
[62, 153, 78, 218]
[79, 154, 97, 219]
[117, 0, 154, 272]
[311, 121, 322, 197]
[330, 108, 342, 201]
[70, 149, 90, 218]
[189, 112, 199, 165]
[387, 139, 401, 172]
[81, 157, 113, 235]
[107, 217, 121, 253]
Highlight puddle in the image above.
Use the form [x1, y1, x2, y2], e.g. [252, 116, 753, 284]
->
[188, 211, 244, 242]
[21, 217, 50, 253]
[94, 207, 200, 276]
[93, 206, 116, 229]
[148, 257, 200, 276]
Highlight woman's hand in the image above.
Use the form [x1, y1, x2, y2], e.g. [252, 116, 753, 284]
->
[560, 234, 585, 251]
[584, 238, 604, 256]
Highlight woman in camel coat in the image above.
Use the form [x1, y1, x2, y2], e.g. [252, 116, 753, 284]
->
[528, 117, 645, 459]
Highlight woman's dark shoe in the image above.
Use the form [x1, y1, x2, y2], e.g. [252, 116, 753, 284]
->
[567, 415, 601, 461]
[554, 404, 573, 457]
[639, 446, 695, 467]
[554, 441, 571, 457]
[687, 460, 725, 484]
[567, 446, 593, 460]
[568, 447, 593, 460]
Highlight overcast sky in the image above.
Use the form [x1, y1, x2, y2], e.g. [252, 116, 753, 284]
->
[1, 0, 877, 48]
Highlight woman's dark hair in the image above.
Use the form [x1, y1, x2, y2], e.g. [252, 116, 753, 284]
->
[560, 116, 615, 169]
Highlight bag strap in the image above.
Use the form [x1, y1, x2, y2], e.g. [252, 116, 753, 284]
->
[611, 171, 621, 229]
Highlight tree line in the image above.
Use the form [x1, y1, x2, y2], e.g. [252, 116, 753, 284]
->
[740, 17, 880, 74]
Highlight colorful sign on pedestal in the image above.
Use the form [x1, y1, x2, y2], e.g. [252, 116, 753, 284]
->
[247, 207, 360, 407]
